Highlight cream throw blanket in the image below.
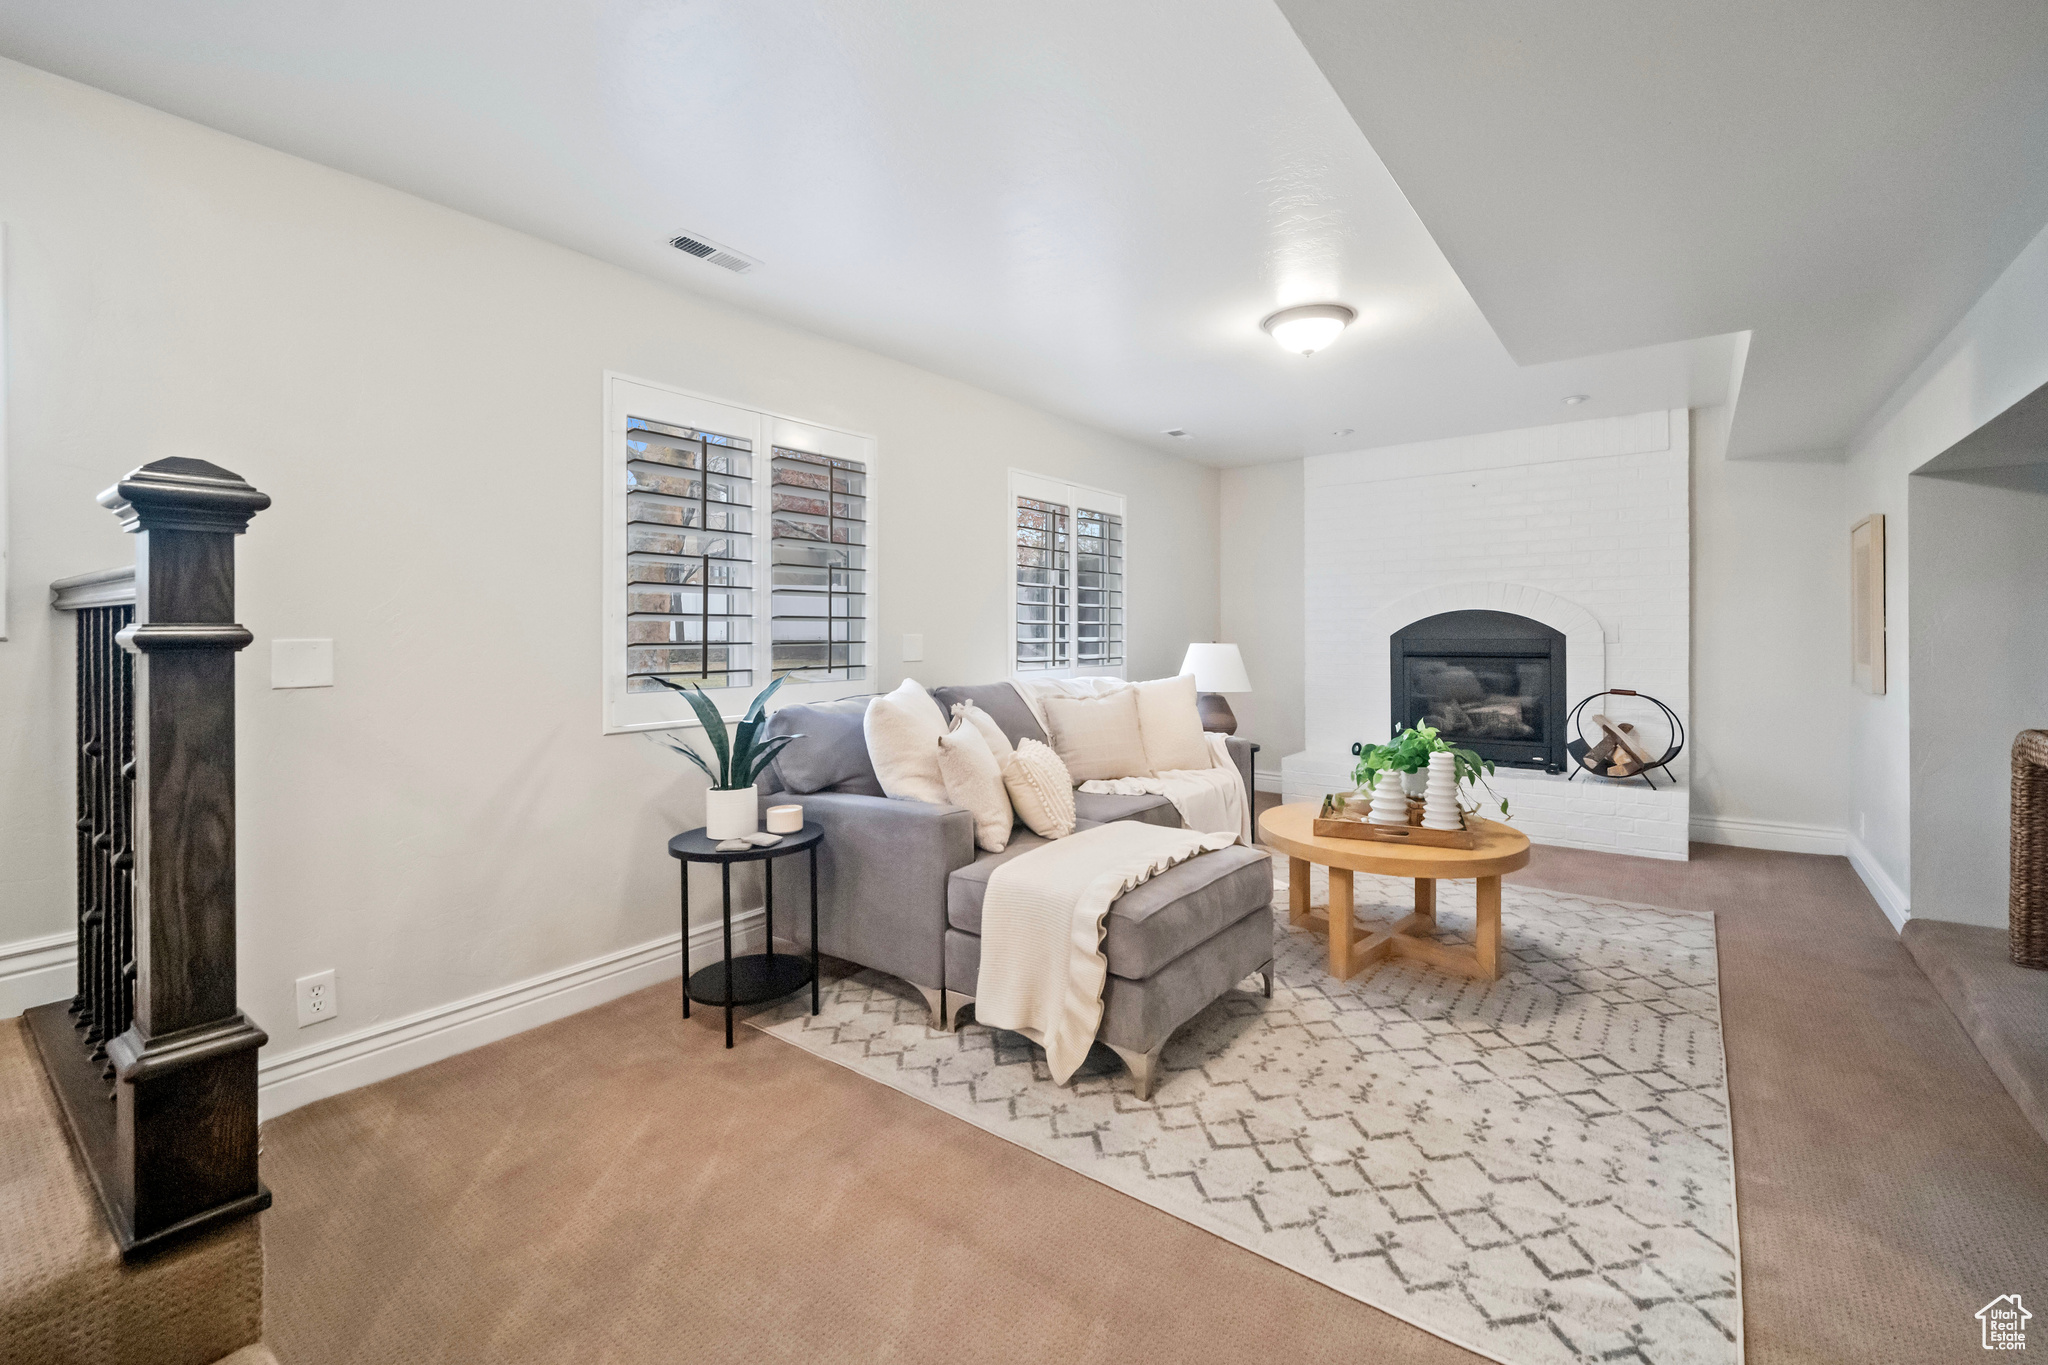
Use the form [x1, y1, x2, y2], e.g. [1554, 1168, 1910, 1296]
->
[974, 821, 1237, 1085]
[1076, 732, 1251, 845]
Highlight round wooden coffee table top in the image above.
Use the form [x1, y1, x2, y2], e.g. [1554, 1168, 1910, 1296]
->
[1259, 802, 1531, 880]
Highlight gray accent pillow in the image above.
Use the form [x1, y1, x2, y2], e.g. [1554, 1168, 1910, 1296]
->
[930, 682, 1047, 749]
[763, 696, 883, 796]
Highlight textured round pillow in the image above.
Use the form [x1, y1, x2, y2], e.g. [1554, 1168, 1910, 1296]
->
[1002, 737, 1076, 839]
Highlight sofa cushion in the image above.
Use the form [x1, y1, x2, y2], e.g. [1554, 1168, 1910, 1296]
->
[1133, 674, 1212, 774]
[1071, 790, 1180, 828]
[763, 696, 882, 796]
[930, 683, 1047, 749]
[864, 678, 950, 804]
[1042, 688, 1151, 782]
[947, 842, 1272, 981]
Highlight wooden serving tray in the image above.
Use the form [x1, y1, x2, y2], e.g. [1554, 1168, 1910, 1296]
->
[1313, 814, 1478, 849]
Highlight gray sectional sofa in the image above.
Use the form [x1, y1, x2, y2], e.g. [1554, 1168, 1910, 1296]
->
[759, 682, 1274, 1097]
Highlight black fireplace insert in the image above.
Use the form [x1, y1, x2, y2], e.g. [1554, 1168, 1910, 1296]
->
[1391, 610, 1567, 772]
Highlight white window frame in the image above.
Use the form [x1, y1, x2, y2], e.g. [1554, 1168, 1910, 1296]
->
[603, 373, 879, 734]
[1007, 468, 1127, 682]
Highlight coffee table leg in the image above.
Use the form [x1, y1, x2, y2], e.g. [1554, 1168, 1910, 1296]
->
[1475, 875, 1502, 980]
[1414, 877, 1436, 925]
[1289, 857, 1311, 926]
[1328, 866, 1356, 979]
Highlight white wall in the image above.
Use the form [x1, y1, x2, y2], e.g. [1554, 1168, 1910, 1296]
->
[0, 59, 1220, 1110]
[1908, 465, 2048, 927]
[1687, 404, 1850, 853]
[1218, 460, 1304, 785]
[1843, 217, 2048, 927]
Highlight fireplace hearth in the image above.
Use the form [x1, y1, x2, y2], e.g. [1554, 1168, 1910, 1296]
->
[1391, 610, 1567, 772]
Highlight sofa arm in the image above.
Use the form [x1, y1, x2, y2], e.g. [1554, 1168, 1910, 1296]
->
[766, 791, 974, 995]
[1224, 736, 1256, 805]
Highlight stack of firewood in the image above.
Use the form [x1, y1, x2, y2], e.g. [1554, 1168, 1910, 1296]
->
[1585, 713, 1656, 777]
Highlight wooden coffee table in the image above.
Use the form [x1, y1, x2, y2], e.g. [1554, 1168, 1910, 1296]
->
[1258, 803, 1532, 982]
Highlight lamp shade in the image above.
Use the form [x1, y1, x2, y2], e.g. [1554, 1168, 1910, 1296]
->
[1179, 643, 1252, 693]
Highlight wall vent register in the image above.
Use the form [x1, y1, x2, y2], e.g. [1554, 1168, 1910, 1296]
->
[668, 234, 758, 274]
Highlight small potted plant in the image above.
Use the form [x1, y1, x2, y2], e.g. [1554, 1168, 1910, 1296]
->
[653, 674, 803, 840]
[1351, 722, 1511, 820]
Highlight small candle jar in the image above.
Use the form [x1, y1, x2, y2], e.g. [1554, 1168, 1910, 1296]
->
[765, 803, 804, 835]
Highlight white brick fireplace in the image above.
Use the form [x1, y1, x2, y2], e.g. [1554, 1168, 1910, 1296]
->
[1280, 408, 1691, 859]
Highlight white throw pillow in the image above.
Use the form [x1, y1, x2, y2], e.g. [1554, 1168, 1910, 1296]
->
[949, 699, 1015, 763]
[862, 678, 949, 804]
[1134, 674, 1212, 773]
[1003, 738, 1076, 839]
[938, 720, 1013, 852]
[1041, 688, 1152, 783]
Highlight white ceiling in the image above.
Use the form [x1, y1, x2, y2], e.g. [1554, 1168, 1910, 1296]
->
[4, 4, 2038, 466]
[0, 1, 1745, 467]
[1275, 0, 2048, 459]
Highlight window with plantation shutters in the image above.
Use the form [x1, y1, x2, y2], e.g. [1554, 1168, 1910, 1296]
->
[769, 446, 867, 681]
[623, 417, 755, 691]
[606, 376, 877, 733]
[1010, 470, 1125, 678]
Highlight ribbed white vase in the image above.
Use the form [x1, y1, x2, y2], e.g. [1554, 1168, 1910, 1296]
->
[1368, 769, 1410, 825]
[1422, 751, 1463, 830]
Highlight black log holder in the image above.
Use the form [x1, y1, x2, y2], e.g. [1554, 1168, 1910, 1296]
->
[1564, 689, 1685, 789]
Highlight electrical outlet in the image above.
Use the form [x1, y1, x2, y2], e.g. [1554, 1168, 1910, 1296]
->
[295, 969, 339, 1028]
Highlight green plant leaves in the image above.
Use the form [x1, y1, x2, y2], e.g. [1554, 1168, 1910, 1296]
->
[650, 674, 802, 790]
[1349, 723, 1513, 820]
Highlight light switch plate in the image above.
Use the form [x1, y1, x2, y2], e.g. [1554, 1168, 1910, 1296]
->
[272, 638, 334, 688]
[901, 633, 924, 662]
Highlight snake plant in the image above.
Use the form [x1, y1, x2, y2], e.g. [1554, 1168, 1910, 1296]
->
[651, 674, 802, 791]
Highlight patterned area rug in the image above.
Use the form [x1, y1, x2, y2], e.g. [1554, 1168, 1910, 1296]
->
[754, 866, 1740, 1365]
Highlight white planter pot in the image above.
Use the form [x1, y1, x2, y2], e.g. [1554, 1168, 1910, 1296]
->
[1401, 769, 1428, 798]
[704, 787, 758, 841]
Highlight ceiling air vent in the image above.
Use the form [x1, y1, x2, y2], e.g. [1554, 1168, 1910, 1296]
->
[669, 233, 758, 274]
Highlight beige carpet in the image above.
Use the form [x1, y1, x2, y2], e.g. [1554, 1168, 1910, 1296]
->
[758, 874, 1738, 1365]
[258, 836, 2048, 1365]
[1, 1019, 265, 1365]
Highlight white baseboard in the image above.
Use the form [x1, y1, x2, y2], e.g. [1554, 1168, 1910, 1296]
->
[1845, 835, 1911, 932]
[257, 910, 765, 1123]
[1, 932, 76, 1020]
[1254, 768, 1283, 794]
[1689, 814, 1847, 857]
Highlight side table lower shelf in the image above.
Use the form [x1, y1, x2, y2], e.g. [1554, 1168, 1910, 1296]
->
[686, 954, 814, 1007]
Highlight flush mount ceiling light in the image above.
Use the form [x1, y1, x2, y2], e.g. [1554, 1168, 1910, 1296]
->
[1562, 394, 1590, 406]
[1261, 303, 1356, 356]
[1163, 428, 1192, 439]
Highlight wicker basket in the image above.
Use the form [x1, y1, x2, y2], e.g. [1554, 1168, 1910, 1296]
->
[2012, 730, 2048, 969]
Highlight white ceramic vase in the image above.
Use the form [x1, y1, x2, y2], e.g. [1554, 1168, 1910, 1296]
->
[704, 787, 759, 841]
[1368, 769, 1410, 825]
[1422, 751, 1463, 830]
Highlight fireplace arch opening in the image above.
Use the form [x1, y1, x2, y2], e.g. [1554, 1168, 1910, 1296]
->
[1391, 610, 1567, 772]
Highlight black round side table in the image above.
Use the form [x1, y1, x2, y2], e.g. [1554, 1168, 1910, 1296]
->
[667, 822, 823, 1048]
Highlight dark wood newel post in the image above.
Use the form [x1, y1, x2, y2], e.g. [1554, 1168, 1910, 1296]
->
[27, 456, 274, 1258]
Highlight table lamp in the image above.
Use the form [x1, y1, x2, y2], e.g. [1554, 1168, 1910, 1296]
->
[1180, 643, 1252, 734]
